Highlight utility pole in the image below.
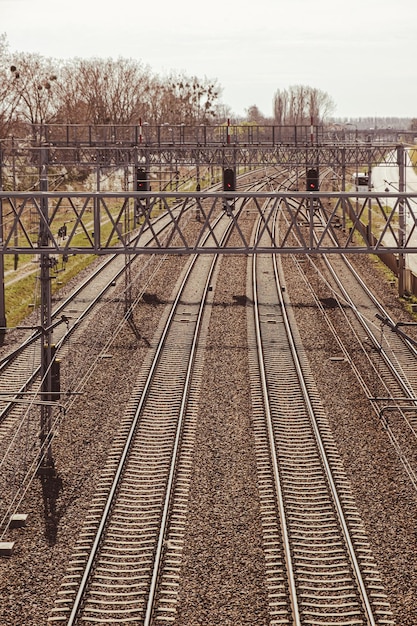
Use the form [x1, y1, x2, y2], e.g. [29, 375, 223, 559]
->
[39, 146, 55, 473]
[0, 147, 6, 342]
[397, 144, 406, 297]
[341, 147, 346, 231]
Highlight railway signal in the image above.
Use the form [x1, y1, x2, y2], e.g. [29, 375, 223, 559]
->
[135, 167, 149, 226]
[136, 167, 149, 192]
[306, 168, 319, 191]
[223, 168, 236, 192]
[50, 344, 61, 402]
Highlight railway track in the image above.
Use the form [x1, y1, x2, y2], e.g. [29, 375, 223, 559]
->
[285, 203, 417, 492]
[0, 170, 280, 540]
[0, 166, 263, 425]
[0, 203, 201, 537]
[3, 170, 406, 623]
[246, 201, 394, 624]
[46, 184, 269, 623]
[0, 207, 189, 411]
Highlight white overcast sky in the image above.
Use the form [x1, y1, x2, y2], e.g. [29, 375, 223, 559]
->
[1, 0, 416, 119]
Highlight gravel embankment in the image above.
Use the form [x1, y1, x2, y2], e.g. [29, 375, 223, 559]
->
[0, 253, 189, 625]
[283, 253, 417, 625]
[0, 228, 417, 624]
[174, 250, 270, 625]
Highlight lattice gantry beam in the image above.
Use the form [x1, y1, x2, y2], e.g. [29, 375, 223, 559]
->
[1, 191, 417, 255]
[0, 143, 404, 170]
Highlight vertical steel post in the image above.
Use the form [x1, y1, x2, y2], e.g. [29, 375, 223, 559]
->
[133, 147, 139, 228]
[196, 145, 200, 191]
[12, 138, 18, 270]
[397, 144, 406, 297]
[39, 146, 54, 470]
[367, 144, 372, 244]
[341, 147, 346, 231]
[124, 162, 132, 316]
[93, 163, 101, 252]
[0, 147, 6, 340]
[309, 195, 315, 250]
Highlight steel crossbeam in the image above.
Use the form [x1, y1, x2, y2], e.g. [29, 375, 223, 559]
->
[0, 138, 410, 171]
[1, 190, 417, 256]
[0, 144, 402, 170]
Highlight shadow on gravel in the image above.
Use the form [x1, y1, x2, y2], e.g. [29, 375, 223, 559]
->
[142, 292, 165, 305]
[39, 470, 64, 546]
[126, 315, 151, 346]
[319, 297, 342, 309]
[232, 295, 251, 306]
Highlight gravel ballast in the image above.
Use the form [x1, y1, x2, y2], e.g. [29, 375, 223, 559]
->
[0, 238, 417, 624]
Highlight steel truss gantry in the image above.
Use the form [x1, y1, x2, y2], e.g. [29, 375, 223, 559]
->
[6, 121, 415, 147]
[1, 132, 414, 470]
[0, 140, 409, 172]
[1, 142, 414, 258]
[1, 190, 416, 256]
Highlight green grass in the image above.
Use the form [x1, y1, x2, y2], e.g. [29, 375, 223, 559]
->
[5, 253, 96, 328]
[3, 200, 134, 328]
[410, 146, 417, 174]
[5, 271, 39, 328]
[2, 194, 172, 328]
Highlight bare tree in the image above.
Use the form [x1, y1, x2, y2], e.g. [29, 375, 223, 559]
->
[246, 105, 266, 124]
[273, 89, 287, 125]
[166, 74, 220, 124]
[0, 42, 227, 134]
[273, 85, 335, 124]
[58, 57, 152, 125]
[53, 60, 90, 124]
[214, 102, 233, 124]
[0, 33, 18, 138]
[0, 36, 49, 138]
[309, 87, 335, 123]
[6, 51, 60, 133]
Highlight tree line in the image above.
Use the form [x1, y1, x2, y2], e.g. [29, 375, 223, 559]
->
[1, 32, 339, 141]
[0, 34, 225, 139]
[272, 85, 335, 125]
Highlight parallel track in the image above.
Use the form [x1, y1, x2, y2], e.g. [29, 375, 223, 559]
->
[0, 204, 198, 536]
[47, 185, 266, 623]
[247, 202, 394, 624]
[291, 205, 417, 492]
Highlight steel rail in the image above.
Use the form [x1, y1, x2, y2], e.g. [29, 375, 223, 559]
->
[314, 211, 417, 415]
[330, 252, 417, 394]
[251, 190, 378, 624]
[282, 199, 417, 402]
[0, 192, 201, 427]
[64, 218, 222, 626]
[297, 257, 417, 494]
[281, 203, 417, 494]
[252, 209, 301, 625]
[0, 199, 191, 364]
[321, 253, 417, 490]
[272, 238, 377, 625]
[63, 174, 273, 625]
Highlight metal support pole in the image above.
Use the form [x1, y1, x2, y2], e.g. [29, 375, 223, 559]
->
[134, 148, 139, 228]
[196, 148, 200, 192]
[397, 144, 406, 297]
[0, 148, 7, 341]
[341, 147, 346, 231]
[367, 145, 372, 245]
[93, 164, 101, 251]
[124, 163, 132, 316]
[39, 146, 54, 471]
[12, 138, 18, 270]
[309, 195, 315, 250]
